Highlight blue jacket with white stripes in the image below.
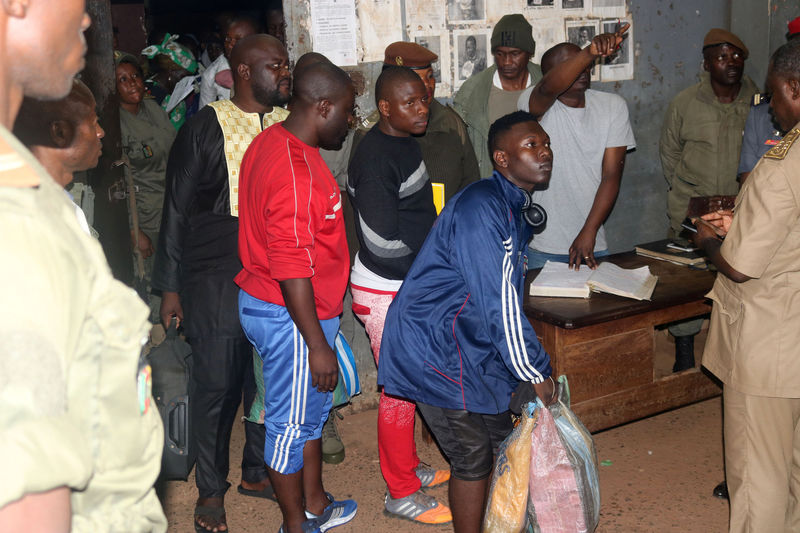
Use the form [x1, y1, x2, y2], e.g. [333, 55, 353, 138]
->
[378, 171, 552, 414]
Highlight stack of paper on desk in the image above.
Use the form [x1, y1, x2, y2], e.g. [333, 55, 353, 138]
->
[635, 239, 706, 267]
[529, 261, 658, 300]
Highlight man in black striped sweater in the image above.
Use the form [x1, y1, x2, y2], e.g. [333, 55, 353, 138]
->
[347, 66, 452, 525]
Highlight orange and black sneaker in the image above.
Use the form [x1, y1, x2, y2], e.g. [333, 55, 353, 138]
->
[384, 490, 452, 524]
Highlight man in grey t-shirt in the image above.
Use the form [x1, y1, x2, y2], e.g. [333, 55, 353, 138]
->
[518, 28, 634, 269]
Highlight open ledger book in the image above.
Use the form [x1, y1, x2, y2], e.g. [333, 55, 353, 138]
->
[529, 261, 658, 300]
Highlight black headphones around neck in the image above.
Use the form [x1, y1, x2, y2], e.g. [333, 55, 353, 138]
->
[519, 188, 547, 228]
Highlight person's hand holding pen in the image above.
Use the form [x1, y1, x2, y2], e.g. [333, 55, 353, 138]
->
[689, 212, 730, 247]
[701, 209, 734, 236]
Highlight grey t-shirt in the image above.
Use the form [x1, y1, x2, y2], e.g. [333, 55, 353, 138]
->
[517, 87, 636, 254]
[488, 84, 528, 126]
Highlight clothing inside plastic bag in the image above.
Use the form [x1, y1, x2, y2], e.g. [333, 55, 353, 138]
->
[484, 375, 600, 533]
[484, 400, 538, 533]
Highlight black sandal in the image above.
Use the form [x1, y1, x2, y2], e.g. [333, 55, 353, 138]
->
[237, 483, 278, 502]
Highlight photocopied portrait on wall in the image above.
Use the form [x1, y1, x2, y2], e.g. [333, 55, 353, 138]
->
[453, 29, 489, 88]
[447, 0, 485, 22]
[411, 33, 451, 97]
[526, 0, 555, 7]
[600, 18, 633, 81]
[565, 19, 600, 80]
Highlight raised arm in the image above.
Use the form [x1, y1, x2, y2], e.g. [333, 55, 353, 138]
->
[527, 24, 629, 119]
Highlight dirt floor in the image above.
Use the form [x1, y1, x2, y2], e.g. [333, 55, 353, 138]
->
[161, 392, 729, 533]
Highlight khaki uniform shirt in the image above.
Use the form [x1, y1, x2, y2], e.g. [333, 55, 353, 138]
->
[120, 98, 176, 240]
[0, 126, 166, 531]
[703, 125, 800, 398]
[660, 72, 759, 235]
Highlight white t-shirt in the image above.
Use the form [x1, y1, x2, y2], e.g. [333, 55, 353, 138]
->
[517, 87, 636, 254]
[199, 55, 231, 108]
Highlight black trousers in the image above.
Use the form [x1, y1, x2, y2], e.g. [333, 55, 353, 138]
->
[189, 335, 267, 498]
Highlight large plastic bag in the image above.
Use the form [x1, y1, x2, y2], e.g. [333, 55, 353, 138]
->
[528, 376, 600, 533]
[483, 376, 600, 533]
[483, 402, 540, 532]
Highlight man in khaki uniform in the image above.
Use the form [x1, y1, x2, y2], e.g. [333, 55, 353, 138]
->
[659, 28, 759, 371]
[0, 1, 166, 531]
[694, 39, 800, 533]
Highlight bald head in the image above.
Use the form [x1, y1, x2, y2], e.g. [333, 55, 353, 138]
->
[541, 42, 581, 74]
[374, 66, 424, 107]
[292, 62, 354, 108]
[282, 61, 354, 151]
[230, 33, 285, 77]
[294, 52, 332, 75]
[229, 33, 291, 108]
[14, 79, 95, 149]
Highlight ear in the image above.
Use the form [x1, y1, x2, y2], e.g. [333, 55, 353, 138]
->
[237, 63, 250, 81]
[377, 98, 390, 118]
[702, 58, 709, 73]
[49, 120, 74, 149]
[318, 98, 331, 119]
[492, 149, 509, 169]
[2, 0, 29, 19]
[789, 78, 800, 101]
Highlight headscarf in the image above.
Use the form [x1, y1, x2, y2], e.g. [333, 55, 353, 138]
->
[141, 33, 198, 74]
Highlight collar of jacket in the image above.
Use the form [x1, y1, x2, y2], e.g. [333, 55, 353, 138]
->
[491, 169, 530, 212]
[456, 63, 542, 129]
[695, 71, 759, 107]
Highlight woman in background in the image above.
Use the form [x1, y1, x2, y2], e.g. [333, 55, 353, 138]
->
[116, 54, 177, 321]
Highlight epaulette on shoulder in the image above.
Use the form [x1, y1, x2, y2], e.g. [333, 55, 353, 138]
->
[752, 93, 769, 106]
[357, 115, 378, 131]
[764, 128, 800, 160]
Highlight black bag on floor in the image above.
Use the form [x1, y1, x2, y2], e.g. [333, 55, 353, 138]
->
[148, 319, 195, 480]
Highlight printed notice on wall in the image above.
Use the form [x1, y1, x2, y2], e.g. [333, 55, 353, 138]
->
[358, 0, 404, 62]
[310, 0, 358, 66]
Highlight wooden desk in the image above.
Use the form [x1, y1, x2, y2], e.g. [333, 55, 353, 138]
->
[524, 252, 721, 432]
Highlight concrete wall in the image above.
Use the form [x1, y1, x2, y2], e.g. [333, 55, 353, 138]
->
[732, 0, 800, 91]
[284, 0, 774, 412]
[601, 0, 731, 252]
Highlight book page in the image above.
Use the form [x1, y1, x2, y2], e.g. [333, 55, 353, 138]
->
[587, 263, 657, 300]
[529, 261, 593, 298]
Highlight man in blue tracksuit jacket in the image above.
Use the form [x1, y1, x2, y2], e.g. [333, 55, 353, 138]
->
[379, 110, 556, 533]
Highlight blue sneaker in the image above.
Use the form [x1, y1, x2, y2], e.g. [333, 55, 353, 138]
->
[304, 493, 357, 532]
